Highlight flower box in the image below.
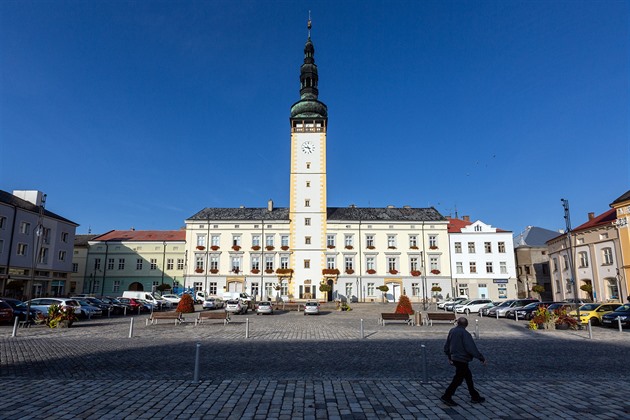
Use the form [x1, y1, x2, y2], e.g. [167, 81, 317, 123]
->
[367, 246, 375, 250]
[251, 269, 260, 274]
[367, 269, 376, 275]
[252, 245, 261, 251]
[429, 246, 438, 250]
[389, 269, 398, 275]
[264, 269, 274, 274]
[322, 268, 340, 276]
[210, 269, 218, 274]
[410, 270, 421, 277]
[388, 246, 397, 250]
[281, 246, 289, 251]
[196, 246, 205, 251]
[266, 246, 275, 251]
[410, 246, 419, 250]
[195, 268, 204, 273]
[276, 268, 293, 275]
[345, 269, 355, 275]
[210, 246, 220, 251]
[327, 245, 335, 249]
[345, 245, 354, 250]
[431, 269, 441, 275]
[232, 245, 241, 251]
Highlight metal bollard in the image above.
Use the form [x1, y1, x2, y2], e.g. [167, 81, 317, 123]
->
[587, 319, 593, 339]
[496, 310, 499, 320]
[129, 318, 134, 338]
[245, 318, 249, 339]
[421, 344, 428, 383]
[193, 342, 201, 382]
[360, 319, 364, 339]
[11, 317, 19, 337]
[475, 319, 479, 340]
[618, 316, 623, 333]
[515, 312, 519, 322]
[124, 307, 127, 316]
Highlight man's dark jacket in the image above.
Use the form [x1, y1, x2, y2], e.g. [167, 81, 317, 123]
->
[444, 325, 485, 363]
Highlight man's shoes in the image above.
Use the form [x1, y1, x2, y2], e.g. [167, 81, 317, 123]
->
[440, 395, 458, 406]
[471, 396, 486, 404]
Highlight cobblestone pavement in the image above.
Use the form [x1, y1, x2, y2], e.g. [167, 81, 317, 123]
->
[1, 303, 629, 419]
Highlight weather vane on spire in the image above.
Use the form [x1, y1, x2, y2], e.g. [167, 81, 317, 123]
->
[307, 10, 312, 38]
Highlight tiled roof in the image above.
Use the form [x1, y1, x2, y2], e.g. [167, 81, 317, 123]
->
[547, 209, 617, 243]
[187, 207, 445, 222]
[611, 190, 630, 206]
[0, 190, 78, 226]
[91, 230, 186, 242]
[447, 218, 472, 233]
[74, 234, 99, 246]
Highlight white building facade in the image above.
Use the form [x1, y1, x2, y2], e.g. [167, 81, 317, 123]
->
[448, 217, 517, 301]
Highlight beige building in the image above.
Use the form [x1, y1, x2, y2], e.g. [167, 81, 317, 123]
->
[609, 190, 630, 303]
[513, 226, 558, 300]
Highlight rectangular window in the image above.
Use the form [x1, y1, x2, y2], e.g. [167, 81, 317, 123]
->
[265, 235, 274, 247]
[388, 257, 397, 271]
[429, 235, 437, 248]
[150, 259, 157, 270]
[500, 262, 507, 274]
[0, 216, 6, 229]
[553, 258, 558, 272]
[196, 235, 206, 247]
[305, 218, 311, 226]
[265, 256, 274, 271]
[281, 235, 289, 247]
[72, 263, 78, 273]
[468, 242, 475, 253]
[209, 282, 217, 295]
[409, 235, 418, 248]
[306, 181, 310, 187]
[136, 259, 143, 270]
[210, 256, 219, 270]
[211, 235, 220, 247]
[412, 283, 421, 296]
[603, 248, 613, 265]
[231, 256, 241, 272]
[113, 281, 120, 293]
[387, 235, 396, 248]
[327, 256, 335, 269]
[304, 259, 310, 269]
[327, 235, 335, 247]
[94, 258, 101, 270]
[456, 262, 463, 274]
[108, 258, 115, 270]
[484, 242, 492, 253]
[167, 258, 174, 270]
[525, 266, 531, 275]
[430, 256, 438, 271]
[454, 242, 462, 253]
[118, 258, 125, 270]
[305, 236, 311, 245]
[177, 259, 184, 270]
[275, 256, 286, 270]
[252, 256, 260, 271]
[579, 252, 589, 268]
[232, 235, 241, 246]
[305, 199, 310, 207]
[252, 235, 261, 247]
[37, 247, 48, 264]
[470, 262, 477, 273]
[345, 256, 354, 271]
[486, 262, 493, 273]
[345, 235, 354, 248]
[345, 283, 353, 299]
[61, 232, 69, 243]
[366, 235, 374, 248]
[498, 242, 506, 253]
[20, 222, 30, 235]
[42, 228, 51, 244]
[563, 255, 568, 270]
[366, 256, 375, 271]
[410, 257, 418, 272]
[196, 255, 204, 270]
[367, 283, 375, 296]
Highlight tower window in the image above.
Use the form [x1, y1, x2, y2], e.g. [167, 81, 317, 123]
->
[306, 162, 311, 169]
[306, 181, 310, 187]
[305, 218, 311, 226]
[305, 199, 310, 207]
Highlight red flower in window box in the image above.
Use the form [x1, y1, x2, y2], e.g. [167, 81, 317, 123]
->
[327, 245, 335, 249]
[389, 269, 398, 275]
[322, 268, 340, 276]
[431, 269, 441, 275]
[429, 246, 438, 250]
[210, 268, 219, 274]
[281, 246, 289, 251]
[266, 246, 275, 251]
[252, 245, 261, 251]
[196, 246, 205, 251]
[410, 270, 421, 277]
[345, 269, 355, 275]
[264, 268, 274, 274]
[367, 269, 376, 275]
[367, 246, 375, 250]
[210, 246, 220, 251]
[388, 246, 397, 250]
[232, 245, 241, 251]
[251, 269, 260, 274]
[410, 246, 419, 250]
[345, 245, 354, 250]
[276, 268, 293, 275]
[195, 268, 204, 273]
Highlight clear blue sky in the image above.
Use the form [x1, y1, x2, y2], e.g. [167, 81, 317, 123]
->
[1, 1, 628, 236]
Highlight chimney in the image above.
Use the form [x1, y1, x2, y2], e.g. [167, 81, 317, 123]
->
[267, 199, 273, 212]
[462, 215, 470, 222]
[387, 205, 395, 209]
[588, 212, 595, 220]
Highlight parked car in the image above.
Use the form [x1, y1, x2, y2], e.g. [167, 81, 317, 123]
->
[601, 304, 630, 328]
[202, 296, 224, 310]
[513, 302, 558, 320]
[438, 297, 468, 310]
[0, 297, 42, 322]
[443, 297, 469, 311]
[24, 298, 82, 316]
[98, 297, 128, 315]
[454, 299, 493, 314]
[304, 301, 320, 315]
[225, 299, 248, 315]
[256, 301, 274, 315]
[497, 299, 540, 318]
[479, 301, 501, 316]
[72, 296, 113, 315]
[546, 302, 579, 314]
[161, 294, 182, 305]
[76, 299, 103, 318]
[569, 302, 621, 326]
[117, 297, 151, 313]
[0, 300, 14, 323]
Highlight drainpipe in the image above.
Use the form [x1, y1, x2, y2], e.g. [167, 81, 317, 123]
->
[1, 204, 18, 297]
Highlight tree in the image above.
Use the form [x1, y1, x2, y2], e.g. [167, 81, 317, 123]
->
[532, 284, 545, 298]
[156, 283, 171, 292]
[395, 295, 414, 315]
[377, 285, 389, 303]
[580, 283, 593, 301]
[176, 293, 195, 313]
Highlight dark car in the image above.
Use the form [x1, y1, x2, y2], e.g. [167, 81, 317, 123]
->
[546, 302, 578, 314]
[601, 304, 630, 328]
[501, 299, 540, 318]
[512, 302, 558, 320]
[0, 297, 42, 322]
[0, 300, 14, 323]
[117, 297, 150, 313]
[99, 297, 129, 315]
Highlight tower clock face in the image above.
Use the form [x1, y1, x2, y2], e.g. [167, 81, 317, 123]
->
[301, 141, 315, 154]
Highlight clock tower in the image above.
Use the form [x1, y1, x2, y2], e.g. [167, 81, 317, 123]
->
[289, 18, 328, 300]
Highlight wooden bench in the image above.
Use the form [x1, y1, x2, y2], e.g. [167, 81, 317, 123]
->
[426, 312, 456, 326]
[379, 313, 414, 326]
[195, 311, 230, 326]
[148, 311, 183, 325]
[273, 303, 302, 312]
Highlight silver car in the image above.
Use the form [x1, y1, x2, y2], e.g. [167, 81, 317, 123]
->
[202, 297, 224, 310]
[304, 301, 320, 315]
[25, 298, 82, 316]
[256, 301, 274, 315]
[225, 299, 247, 315]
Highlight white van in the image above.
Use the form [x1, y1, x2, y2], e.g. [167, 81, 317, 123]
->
[222, 292, 253, 308]
[121, 291, 171, 309]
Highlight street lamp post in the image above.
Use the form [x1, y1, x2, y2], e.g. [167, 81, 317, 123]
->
[561, 199, 581, 327]
[25, 194, 46, 318]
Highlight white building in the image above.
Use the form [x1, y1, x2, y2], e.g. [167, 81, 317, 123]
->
[0, 190, 78, 298]
[183, 23, 449, 303]
[448, 216, 517, 300]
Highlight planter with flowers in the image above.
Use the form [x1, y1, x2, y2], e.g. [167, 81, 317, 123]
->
[196, 246, 205, 251]
[232, 245, 241, 251]
[367, 269, 376, 275]
[322, 268, 340, 276]
[429, 246, 438, 250]
[210, 245, 220, 251]
[265, 268, 274, 274]
[367, 246, 375, 250]
[431, 269, 441, 275]
[210, 268, 218, 274]
[327, 245, 335, 249]
[276, 268, 293, 276]
[281, 246, 289, 251]
[345, 245, 353, 250]
[554, 309, 579, 330]
[410, 270, 421, 277]
[266, 246, 275, 251]
[251, 269, 260, 274]
[252, 245, 261, 251]
[389, 269, 398, 275]
[195, 268, 204, 273]
[388, 246, 397, 250]
[345, 269, 355, 275]
[47, 304, 77, 328]
[410, 246, 419, 250]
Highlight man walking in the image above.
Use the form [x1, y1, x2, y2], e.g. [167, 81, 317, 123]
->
[440, 317, 487, 406]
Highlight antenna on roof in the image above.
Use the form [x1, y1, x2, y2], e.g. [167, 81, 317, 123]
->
[307, 10, 312, 38]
